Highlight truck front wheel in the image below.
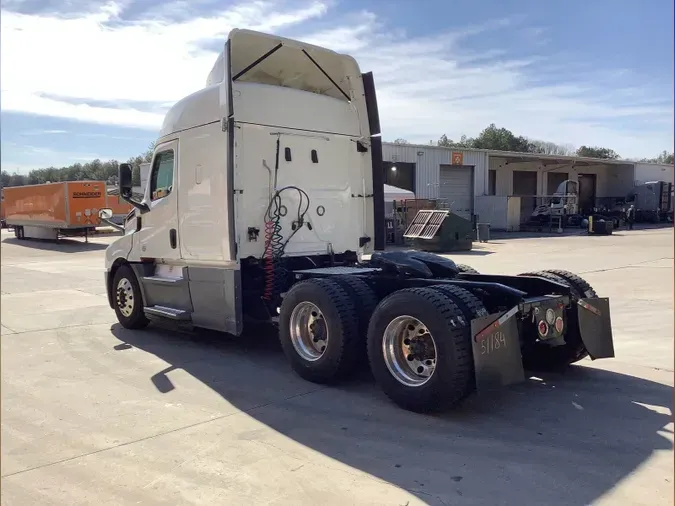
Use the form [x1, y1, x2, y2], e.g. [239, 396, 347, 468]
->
[112, 264, 149, 330]
[278, 278, 360, 384]
[367, 288, 473, 413]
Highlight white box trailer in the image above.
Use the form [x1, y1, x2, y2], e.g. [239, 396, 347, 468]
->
[634, 162, 674, 185]
[140, 162, 151, 192]
[101, 29, 616, 413]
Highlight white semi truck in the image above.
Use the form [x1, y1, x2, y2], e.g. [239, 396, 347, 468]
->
[100, 29, 616, 413]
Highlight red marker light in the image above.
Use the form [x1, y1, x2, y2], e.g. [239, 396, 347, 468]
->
[555, 316, 564, 333]
[538, 320, 549, 337]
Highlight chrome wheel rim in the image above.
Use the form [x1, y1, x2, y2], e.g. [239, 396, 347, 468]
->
[116, 278, 135, 317]
[289, 301, 328, 362]
[382, 315, 437, 387]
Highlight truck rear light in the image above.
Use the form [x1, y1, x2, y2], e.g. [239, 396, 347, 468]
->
[555, 316, 564, 333]
[538, 320, 549, 337]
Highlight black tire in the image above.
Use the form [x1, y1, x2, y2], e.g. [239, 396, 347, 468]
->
[430, 284, 489, 320]
[279, 278, 360, 384]
[541, 269, 597, 298]
[456, 263, 479, 274]
[333, 275, 378, 339]
[367, 288, 474, 413]
[112, 264, 150, 330]
[517, 270, 591, 370]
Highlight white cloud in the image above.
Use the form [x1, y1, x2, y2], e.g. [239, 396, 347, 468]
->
[20, 129, 70, 135]
[1, 0, 673, 159]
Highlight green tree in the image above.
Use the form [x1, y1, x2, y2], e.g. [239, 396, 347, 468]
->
[144, 142, 155, 162]
[576, 145, 620, 159]
[0, 170, 10, 188]
[640, 151, 674, 164]
[0, 141, 155, 188]
[8, 172, 27, 186]
[437, 134, 473, 148]
[438, 125, 532, 152]
[471, 124, 532, 152]
[658, 151, 674, 164]
[437, 134, 452, 147]
[393, 138, 409, 144]
[529, 139, 576, 156]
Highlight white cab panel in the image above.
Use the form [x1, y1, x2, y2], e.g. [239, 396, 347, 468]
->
[235, 122, 374, 259]
[233, 82, 361, 136]
[177, 121, 233, 263]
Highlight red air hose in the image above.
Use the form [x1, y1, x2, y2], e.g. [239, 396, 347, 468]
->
[263, 220, 276, 300]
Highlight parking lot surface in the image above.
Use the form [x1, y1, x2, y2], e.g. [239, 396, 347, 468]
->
[1, 226, 673, 505]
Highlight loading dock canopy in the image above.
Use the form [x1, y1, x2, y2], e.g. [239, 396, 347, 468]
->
[384, 184, 415, 202]
[486, 150, 632, 167]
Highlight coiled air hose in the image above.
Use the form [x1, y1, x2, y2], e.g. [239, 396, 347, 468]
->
[262, 136, 311, 300]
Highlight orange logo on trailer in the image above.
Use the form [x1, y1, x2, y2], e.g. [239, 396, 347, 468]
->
[73, 191, 102, 199]
[451, 152, 464, 165]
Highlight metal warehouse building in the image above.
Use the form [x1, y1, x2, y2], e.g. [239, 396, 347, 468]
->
[382, 142, 674, 230]
[382, 143, 489, 220]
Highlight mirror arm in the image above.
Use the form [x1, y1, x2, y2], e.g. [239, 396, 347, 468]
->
[100, 217, 125, 232]
[121, 192, 150, 213]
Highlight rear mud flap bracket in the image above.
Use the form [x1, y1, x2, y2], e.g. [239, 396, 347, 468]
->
[577, 297, 615, 359]
[471, 306, 525, 393]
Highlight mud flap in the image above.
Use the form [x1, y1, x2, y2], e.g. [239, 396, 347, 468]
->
[577, 297, 615, 359]
[471, 306, 525, 392]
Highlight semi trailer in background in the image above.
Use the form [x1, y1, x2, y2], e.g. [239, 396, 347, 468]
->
[4, 181, 107, 240]
[1, 189, 5, 228]
[626, 180, 674, 223]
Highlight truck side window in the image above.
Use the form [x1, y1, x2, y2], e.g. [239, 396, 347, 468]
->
[150, 150, 175, 201]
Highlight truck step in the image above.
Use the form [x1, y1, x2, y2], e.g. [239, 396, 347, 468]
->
[144, 305, 191, 321]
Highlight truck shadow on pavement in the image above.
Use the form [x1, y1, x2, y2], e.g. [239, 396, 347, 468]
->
[1, 237, 109, 252]
[111, 323, 674, 506]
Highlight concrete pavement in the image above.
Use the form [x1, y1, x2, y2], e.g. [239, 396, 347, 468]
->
[1, 227, 673, 505]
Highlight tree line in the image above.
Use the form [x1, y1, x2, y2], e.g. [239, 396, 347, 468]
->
[392, 123, 674, 164]
[2, 124, 672, 189]
[1, 143, 155, 188]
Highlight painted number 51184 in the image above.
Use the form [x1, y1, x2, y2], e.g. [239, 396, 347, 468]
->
[481, 331, 507, 355]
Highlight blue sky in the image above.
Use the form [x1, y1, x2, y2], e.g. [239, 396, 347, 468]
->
[1, 0, 673, 173]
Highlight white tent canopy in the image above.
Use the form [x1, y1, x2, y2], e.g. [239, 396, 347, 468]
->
[384, 184, 415, 203]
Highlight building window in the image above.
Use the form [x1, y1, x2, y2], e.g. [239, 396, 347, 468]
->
[150, 150, 175, 201]
[488, 170, 496, 195]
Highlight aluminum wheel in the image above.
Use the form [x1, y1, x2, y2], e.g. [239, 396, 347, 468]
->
[382, 315, 437, 387]
[289, 301, 328, 362]
[116, 277, 135, 317]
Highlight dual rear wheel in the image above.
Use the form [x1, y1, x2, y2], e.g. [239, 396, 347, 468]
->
[278, 277, 487, 413]
[279, 268, 599, 413]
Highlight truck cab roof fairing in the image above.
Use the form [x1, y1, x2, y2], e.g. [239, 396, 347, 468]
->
[205, 30, 369, 129]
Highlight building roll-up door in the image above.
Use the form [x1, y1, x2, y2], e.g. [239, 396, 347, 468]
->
[438, 165, 474, 220]
[512, 170, 538, 222]
[547, 172, 568, 195]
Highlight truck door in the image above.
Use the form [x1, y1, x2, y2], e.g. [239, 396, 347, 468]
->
[136, 140, 181, 262]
